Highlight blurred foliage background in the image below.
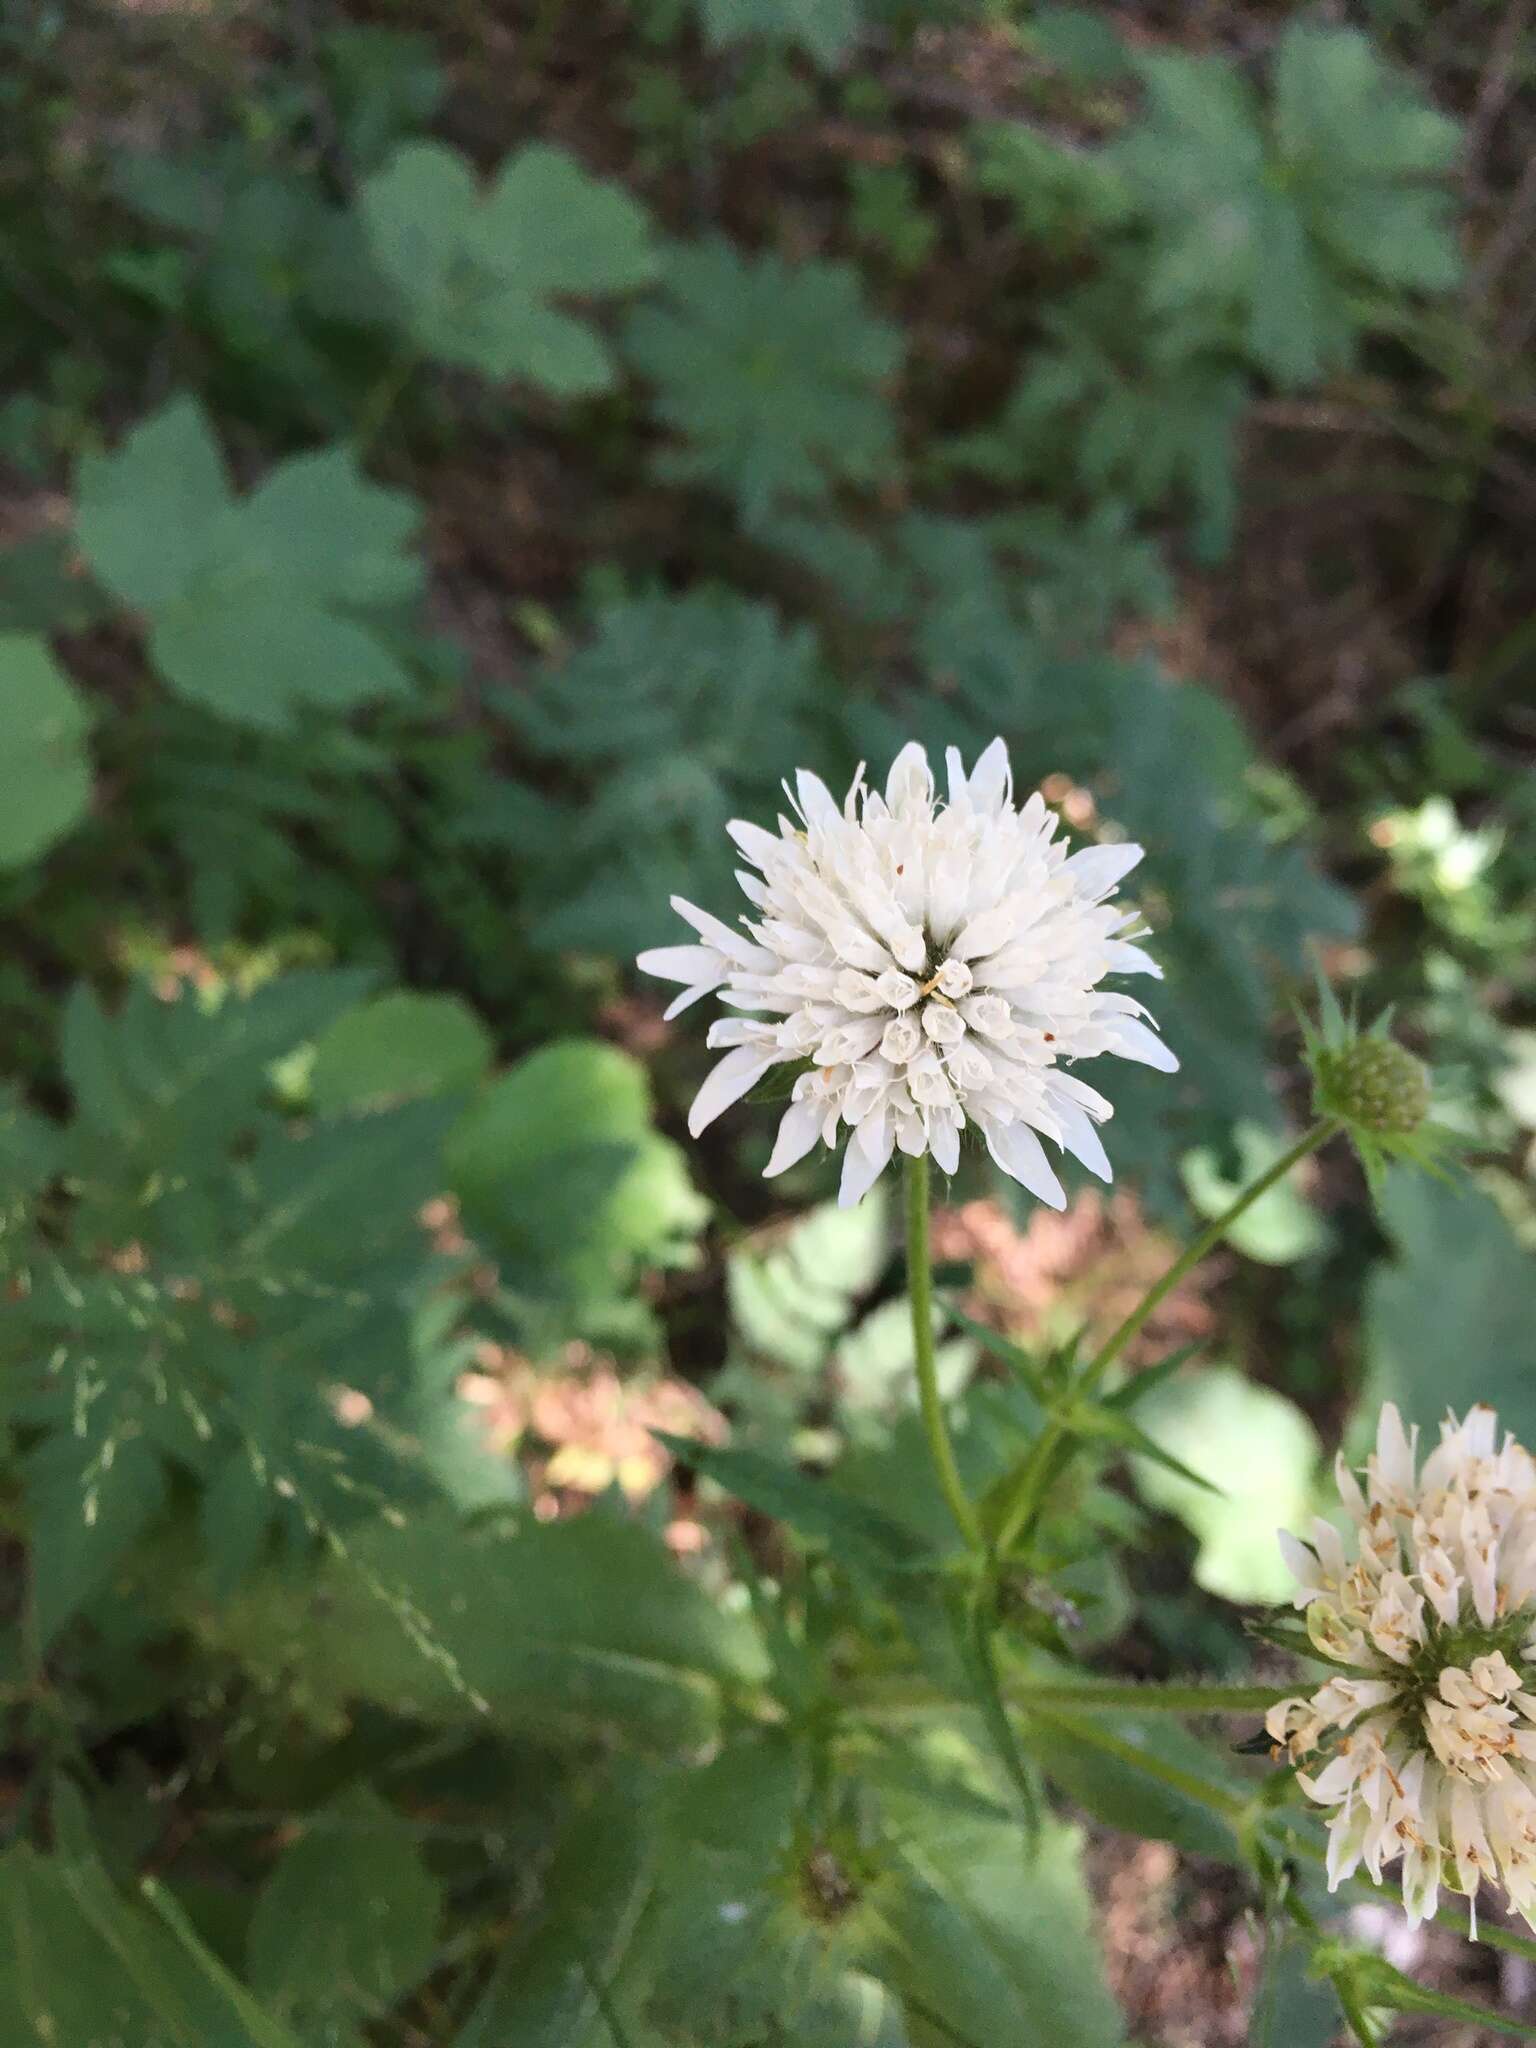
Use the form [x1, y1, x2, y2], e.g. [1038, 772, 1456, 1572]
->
[0, 0, 1534, 2041]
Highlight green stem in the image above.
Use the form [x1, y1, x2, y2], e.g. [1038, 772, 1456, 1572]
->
[852, 1674, 1294, 1718]
[990, 1116, 1341, 1559]
[905, 1153, 983, 1553]
[1080, 1115, 1340, 1395]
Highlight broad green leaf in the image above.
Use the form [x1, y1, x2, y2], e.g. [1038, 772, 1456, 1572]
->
[0, 637, 92, 869]
[0, 1820, 306, 2048]
[360, 141, 656, 392]
[456, 1784, 656, 2046]
[74, 400, 423, 730]
[310, 990, 493, 1112]
[700, 0, 862, 67]
[248, 1785, 442, 2033]
[658, 1434, 928, 1577]
[1363, 1170, 1536, 1442]
[861, 1794, 1123, 2048]
[623, 241, 901, 526]
[74, 396, 231, 611]
[1130, 1367, 1321, 1604]
[448, 1039, 706, 1310]
[1024, 1706, 1242, 1862]
[209, 1510, 767, 1750]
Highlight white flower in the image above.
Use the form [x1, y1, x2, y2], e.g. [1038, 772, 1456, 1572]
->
[637, 740, 1177, 1207]
[1270, 1402, 1536, 1933]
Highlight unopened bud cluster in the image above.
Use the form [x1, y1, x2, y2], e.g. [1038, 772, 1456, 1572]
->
[1313, 1033, 1430, 1135]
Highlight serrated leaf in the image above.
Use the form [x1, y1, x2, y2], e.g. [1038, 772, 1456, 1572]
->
[657, 1433, 929, 1576]
[623, 241, 901, 526]
[74, 400, 424, 731]
[510, 588, 826, 956]
[0, 636, 92, 868]
[209, 1510, 767, 1750]
[248, 1785, 442, 2032]
[360, 141, 656, 392]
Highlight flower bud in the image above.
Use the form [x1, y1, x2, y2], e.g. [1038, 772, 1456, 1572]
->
[1314, 1034, 1430, 1135]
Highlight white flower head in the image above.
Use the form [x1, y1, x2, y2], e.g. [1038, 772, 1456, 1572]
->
[637, 739, 1177, 1207]
[1270, 1402, 1536, 1933]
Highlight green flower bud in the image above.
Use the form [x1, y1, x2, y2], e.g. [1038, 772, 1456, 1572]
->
[1314, 1035, 1430, 1135]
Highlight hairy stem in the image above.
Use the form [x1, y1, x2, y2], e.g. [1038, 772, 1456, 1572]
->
[905, 1153, 983, 1553]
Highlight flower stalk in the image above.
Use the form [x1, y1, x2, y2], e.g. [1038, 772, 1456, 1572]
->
[989, 1115, 1341, 1562]
[905, 1153, 984, 1553]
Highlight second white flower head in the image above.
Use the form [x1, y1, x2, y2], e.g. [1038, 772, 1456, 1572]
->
[638, 739, 1177, 1206]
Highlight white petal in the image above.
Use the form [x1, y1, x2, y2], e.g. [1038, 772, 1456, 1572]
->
[663, 986, 714, 1021]
[1051, 1096, 1112, 1182]
[795, 769, 839, 829]
[929, 1111, 961, 1175]
[984, 1118, 1067, 1210]
[1063, 842, 1144, 900]
[764, 1098, 824, 1178]
[1104, 1017, 1179, 1073]
[838, 1121, 894, 1208]
[670, 896, 758, 965]
[637, 943, 720, 985]
[688, 1047, 775, 1137]
[726, 819, 785, 870]
[968, 738, 1011, 813]
[1104, 940, 1163, 979]
[885, 742, 932, 809]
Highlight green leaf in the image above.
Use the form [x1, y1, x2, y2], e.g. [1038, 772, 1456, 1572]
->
[699, 0, 862, 68]
[310, 990, 494, 1112]
[728, 1193, 889, 1375]
[360, 141, 657, 392]
[623, 241, 901, 526]
[74, 396, 231, 612]
[247, 1785, 442, 2032]
[0, 1809, 307, 2048]
[0, 637, 92, 869]
[863, 1803, 1123, 2048]
[1024, 1706, 1242, 1862]
[447, 1039, 706, 1312]
[507, 588, 827, 955]
[656, 1434, 929, 1577]
[27, 1426, 167, 1646]
[210, 1510, 767, 1751]
[456, 1784, 656, 2046]
[74, 399, 423, 731]
[1363, 1169, 1536, 1443]
[1115, 25, 1461, 384]
[1130, 1367, 1321, 1605]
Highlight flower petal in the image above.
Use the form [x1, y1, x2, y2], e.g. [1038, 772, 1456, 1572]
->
[764, 1098, 824, 1178]
[688, 1047, 776, 1138]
